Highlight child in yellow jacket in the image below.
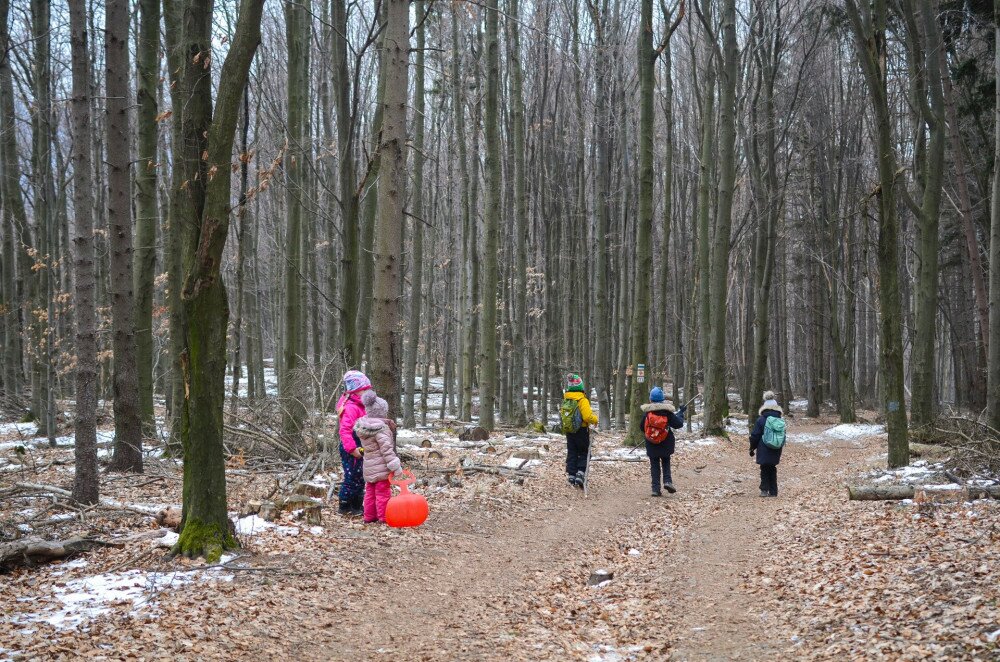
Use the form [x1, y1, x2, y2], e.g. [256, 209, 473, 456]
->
[561, 373, 599, 488]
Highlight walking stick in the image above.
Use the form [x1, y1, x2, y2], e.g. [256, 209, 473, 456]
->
[583, 428, 594, 497]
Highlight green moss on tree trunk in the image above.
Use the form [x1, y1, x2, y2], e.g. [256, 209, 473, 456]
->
[172, 517, 237, 562]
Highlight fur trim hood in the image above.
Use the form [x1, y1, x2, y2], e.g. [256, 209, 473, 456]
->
[641, 402, 676, 413]
[353, 416, 388, 438]
[758, 402, 783, 416]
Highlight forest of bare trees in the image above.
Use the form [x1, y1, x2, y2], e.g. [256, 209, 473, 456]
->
[2, 0, 1000, 557]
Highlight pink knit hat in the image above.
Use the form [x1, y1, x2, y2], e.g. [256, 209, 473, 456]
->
[343, 370, 371, 393]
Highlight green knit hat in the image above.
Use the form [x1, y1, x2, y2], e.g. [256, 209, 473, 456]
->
[565, 373, 585, 392]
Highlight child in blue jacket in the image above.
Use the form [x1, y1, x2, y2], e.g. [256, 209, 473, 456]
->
[640, 387, 685, 496]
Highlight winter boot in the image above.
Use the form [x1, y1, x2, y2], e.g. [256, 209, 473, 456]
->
[759, 490, 768, 498]
[651, 488, 662, 497]
[575, 470, 586, 489]
[338, 499, 353, 516]
[568, 475, 578, 487]
[663, 481, 676, 494]
[350, 493, 365, 517]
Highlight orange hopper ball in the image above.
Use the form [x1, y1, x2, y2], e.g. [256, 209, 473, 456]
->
[386, 469, 429, 528]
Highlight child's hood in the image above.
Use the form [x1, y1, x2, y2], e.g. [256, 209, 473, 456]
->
[641, 402, 676, 413]
[353, 416, 389, 438]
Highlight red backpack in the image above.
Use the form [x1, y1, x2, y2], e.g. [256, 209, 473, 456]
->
[644, 412, 670, 444]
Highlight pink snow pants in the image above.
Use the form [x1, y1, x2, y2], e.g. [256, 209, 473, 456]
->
[363, 480, 392, 523]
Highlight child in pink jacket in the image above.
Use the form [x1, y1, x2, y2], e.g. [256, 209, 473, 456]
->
[336, 370, 370, 516]
[354, 390, 402, 523]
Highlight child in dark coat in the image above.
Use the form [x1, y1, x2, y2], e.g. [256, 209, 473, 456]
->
[640, 387, 685, 496]
[749, 390, 784, 497]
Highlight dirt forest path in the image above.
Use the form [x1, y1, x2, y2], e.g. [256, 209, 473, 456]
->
[295, 420, 872, 661]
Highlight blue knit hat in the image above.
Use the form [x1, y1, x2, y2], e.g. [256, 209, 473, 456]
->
[649, 387, 665, 403]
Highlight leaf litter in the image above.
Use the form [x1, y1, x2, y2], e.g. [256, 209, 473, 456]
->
[0, 411, 998, 659]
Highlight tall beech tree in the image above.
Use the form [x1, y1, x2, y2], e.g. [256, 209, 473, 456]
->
[134, 0, 160, 438]
[281, 0, 309, 437]
[68, 0, 98, 505]
[168, 0, 264, 560]
[369, 0, 408, 414]
[106, 0, 144, 472]
[845, 0, 909, 467]
[0, 0, 26, 399]
[403, 1, 428, 428]
[989, 0, 1000, 431]
[480, 0, 501, 430]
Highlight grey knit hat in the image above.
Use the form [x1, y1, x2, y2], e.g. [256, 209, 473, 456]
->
[361, 389, 389, 418]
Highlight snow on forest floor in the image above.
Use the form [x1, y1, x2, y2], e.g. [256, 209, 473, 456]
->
[1, 410, 999, 659]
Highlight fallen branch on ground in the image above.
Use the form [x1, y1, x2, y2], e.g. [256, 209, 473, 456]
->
[1, 536, 120, 571]
[14, 482, 165, 518]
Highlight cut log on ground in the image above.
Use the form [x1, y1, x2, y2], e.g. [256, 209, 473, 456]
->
[967, 485, 1000, 500]
[848, 484, 1000, 501]
[847, 485, 915, 501]
[1, 536, 116, 571]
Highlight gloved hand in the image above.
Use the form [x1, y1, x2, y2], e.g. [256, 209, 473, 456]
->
[749, 448, 755, 457]
[678, 405, 687, 415]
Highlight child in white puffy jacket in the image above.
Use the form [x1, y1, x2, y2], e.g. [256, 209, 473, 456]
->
[353, 390, 401, 523]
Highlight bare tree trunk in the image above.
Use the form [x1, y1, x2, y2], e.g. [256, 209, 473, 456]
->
[134, 0, 160, 439]
[68, 0, 98, 504]
[370, 0, 408, 416]
[230, 87, 251, 412]
[171, 0, 263, 560]
[625, 0, 658, 444]
[703, 0, 739, 436]
[281, 0, 309, 438]
[479, 0, 501, 431]
[845, 0, 909, 467]
[332, 0, 359, 368]
[988, 0, 1000, 430]
[509, 0, 529, 427]
[0, 0, 26, 399]
[403, 2, 428, 428]
[106, 0, 144, 472]
[30, 0, 54, 443]
[905, 0, 946, 430]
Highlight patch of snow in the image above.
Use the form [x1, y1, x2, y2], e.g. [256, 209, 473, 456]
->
[790, 433, 827, 444]
[0, 463, 24, 472]
[680, 437, 719, 448]
[47, 513, 76, 523]
[233, 514, 273, 536]
[308, 526, 324, 535]
[824, 423, 886, 440]
[232, 514, 298, 537]
[156, 530, 180, 548]
[726, 418, 750, 435]
[15, 567, 232, 630]
[0, 422, 39, 437]
[920, 483, 963, 491]
[985, 628, 1000, 644]
[627, 548, 641, 557]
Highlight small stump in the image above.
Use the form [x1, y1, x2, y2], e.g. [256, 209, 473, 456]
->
[459, 426, 489, 442]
